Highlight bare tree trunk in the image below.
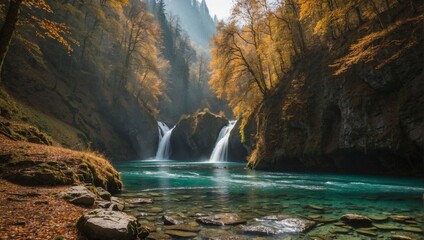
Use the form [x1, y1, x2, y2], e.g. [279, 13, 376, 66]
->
[0, 0, 24, 81]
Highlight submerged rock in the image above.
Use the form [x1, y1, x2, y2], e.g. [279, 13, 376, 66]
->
[196, 213, 246, 226]
[77, 209, 138, 240]
[163, 215, 184, 225]
[237, 215, 315, 235]
[146, 232, 171, 240]
[199, 229, 248, 240]
[340, 214, 372, 228]
[391, 235, 412, 240]
[164, 224, 201, 232]
[164, 230, 197, 238]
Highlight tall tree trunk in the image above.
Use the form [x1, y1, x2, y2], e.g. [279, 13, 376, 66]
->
[0, 0, 24, 81]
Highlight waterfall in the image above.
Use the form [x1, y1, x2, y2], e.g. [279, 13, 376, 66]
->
[156, 122, 174, 160]
[210, 120, 237, 162]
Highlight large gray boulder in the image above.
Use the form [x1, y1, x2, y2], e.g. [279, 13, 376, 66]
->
[58, 186, 96, 207]
[77, 209, 139, 240]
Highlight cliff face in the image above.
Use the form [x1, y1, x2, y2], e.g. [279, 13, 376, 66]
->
[1, 1, 159, 160]
[246, 14, 424, 176]
[170, 111, 227, 160]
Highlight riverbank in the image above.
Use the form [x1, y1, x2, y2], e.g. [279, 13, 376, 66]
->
[0, 180, 85, 240]
[0, 126, 123, 239]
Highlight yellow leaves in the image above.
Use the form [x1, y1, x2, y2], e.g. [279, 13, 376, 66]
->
[22, 0, 53, 13]
[32, 17, 77, 54]
[331, 14, 423, 75]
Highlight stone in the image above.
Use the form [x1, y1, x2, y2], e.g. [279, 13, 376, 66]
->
[164, 230, 197, 238]
[146, 207, 163, 214]
[391, 215, 414, 223]
[110, 197, 125, 211]
[97, 200, 112, 209]
[315, 218, 337, 223]
[96, 187, 111, 201]
[138, 226, 150, 239]
[402, 226, 423, 233]
[164, 224, 201, 232]
[236, 224, 280, 235]
[356, 229, 377, 237]
[70, 194, 96, 207]
[391, 235, 412, 240]
[237, 215, 315, 235]
[138, 221, 157, 232]
[369, 216, 388, 221]
[146, 232, 172, 240]
[373, 223, 401, 230]
[329, 227, 350, 234]
[59, 186, 96, 207]
[162, 215, 183, 225]
[129, 198, 154, 204]
[308, 205, 324, 211]
[340, 214, 372, 228]
[196, 213, 246, 226]
[199, 229, 248, 240]
[77, 209, 138, 240]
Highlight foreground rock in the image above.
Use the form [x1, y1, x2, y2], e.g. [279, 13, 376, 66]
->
[77, 209, 139, 240]
[236, 215, 316, 235]
[340, 214, 372, 228]
[58, 186, 96, 207]
[196, 213, 246, 226]
[97, 187, 111, 201]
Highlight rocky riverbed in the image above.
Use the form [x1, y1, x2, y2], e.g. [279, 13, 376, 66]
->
[117, 190, 424, 240]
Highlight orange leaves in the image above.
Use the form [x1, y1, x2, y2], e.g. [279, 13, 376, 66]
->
[22, 0, 53, 13]
[33, 17, 76, 54]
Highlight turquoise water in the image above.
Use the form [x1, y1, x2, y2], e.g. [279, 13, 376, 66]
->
[114, 160, 424, 239]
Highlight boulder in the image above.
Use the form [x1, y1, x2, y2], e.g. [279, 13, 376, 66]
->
[164, 230, 197, 238]
[236, 215, 315, 235]
[199, 229, 248, 240]
[196, 213, 246, 226]
[163, 215, 184, 225]
[77, 209, 139, 240]
[109, 196, 125, 211]
[170, 111, 228, 160]
[97, 187, 111, 201]
[59, 186, 96, 207]
[164, 224, 201, 232]
[340, 214, 372, 228]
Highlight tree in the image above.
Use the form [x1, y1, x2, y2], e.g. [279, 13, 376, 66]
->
[0, 0, 75, 81]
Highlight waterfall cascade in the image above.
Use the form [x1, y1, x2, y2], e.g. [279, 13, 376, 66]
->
[156, 122, 174, 160]
[209, 120, 237, 162]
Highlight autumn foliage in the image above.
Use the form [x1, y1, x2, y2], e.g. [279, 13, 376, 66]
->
[210, 0, 421, 122]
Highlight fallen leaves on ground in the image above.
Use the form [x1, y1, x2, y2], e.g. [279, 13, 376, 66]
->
[0, 180, 85, 240]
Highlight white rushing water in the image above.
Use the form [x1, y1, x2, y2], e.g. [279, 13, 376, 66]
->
[210, 120, 237, 162]
[155, 122, 174, 160]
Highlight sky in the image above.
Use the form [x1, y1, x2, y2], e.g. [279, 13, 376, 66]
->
[204, 0, 234, 20]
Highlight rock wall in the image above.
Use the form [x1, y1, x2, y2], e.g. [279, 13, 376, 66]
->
[246, 27, 424, 176]
[108, 93, 159, 160]
[170, 111, 228, 160]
